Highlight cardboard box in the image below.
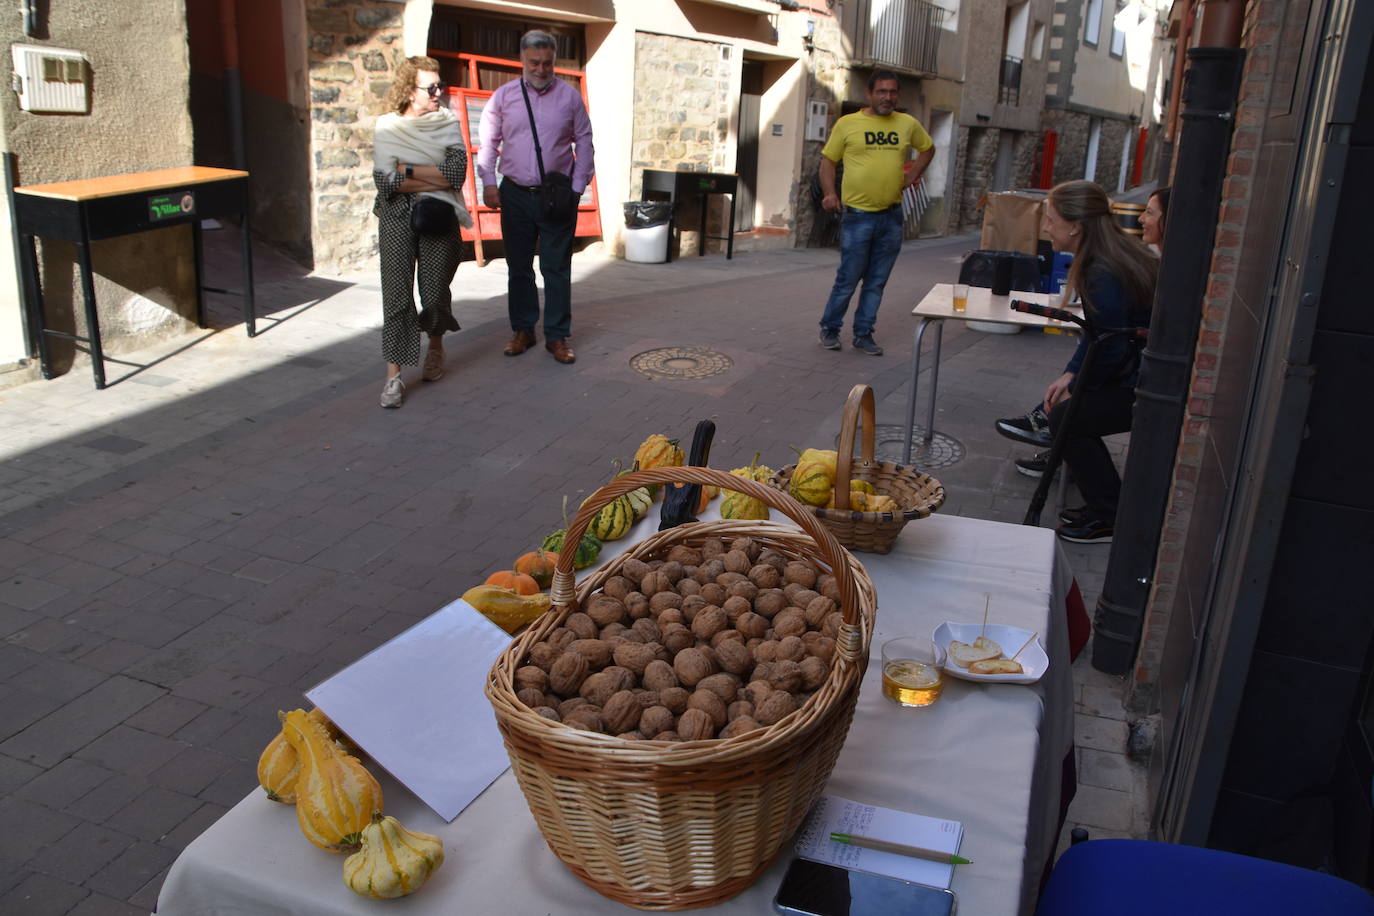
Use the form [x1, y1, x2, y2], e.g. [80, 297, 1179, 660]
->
[978, 190, 1048, 254]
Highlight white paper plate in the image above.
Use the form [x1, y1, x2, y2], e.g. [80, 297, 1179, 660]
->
[932, 621, 1048, 685]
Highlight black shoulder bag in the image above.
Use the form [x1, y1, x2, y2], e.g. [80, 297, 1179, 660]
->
[519, 79, 580, 223]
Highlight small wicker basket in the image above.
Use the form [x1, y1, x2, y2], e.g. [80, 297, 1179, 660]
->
[770, 384, 945, 555]
[485, 467, 876, 910]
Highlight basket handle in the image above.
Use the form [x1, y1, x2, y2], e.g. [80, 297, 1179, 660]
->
[831, 384, 876, 511]
[552, 466, 863, 631]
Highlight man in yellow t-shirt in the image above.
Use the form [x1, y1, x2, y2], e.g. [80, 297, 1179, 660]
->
[818, 70, 935, 356]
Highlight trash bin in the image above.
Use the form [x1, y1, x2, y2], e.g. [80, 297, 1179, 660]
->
[623, 201, 672, 263]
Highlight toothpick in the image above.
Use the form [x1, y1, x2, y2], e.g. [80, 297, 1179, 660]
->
[980, 595, 990, 639]
[1011, 631, 1038, 660]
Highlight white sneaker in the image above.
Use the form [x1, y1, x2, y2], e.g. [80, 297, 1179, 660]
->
[380, 375, 405, 408]
[422, 348, 445, 382]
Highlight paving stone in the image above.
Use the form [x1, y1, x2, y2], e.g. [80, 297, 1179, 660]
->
[148, 745, 238, 797]
[67, 891, 146, 916]
[1075, 712, 1130, 755]
[1078, 683, 1127, 720]
[1065, 783, 1135, 833]
[15, 757, 111, 810]
[0, 753, 43, 795]
[1079, 747, 1137, 792]
[0, 871, 91, 915]
[112, 785, 203, 843]
[170, 668, 270, 711]
[0, 577, 69, 613]
[74, 725, 186, 773]
[27, 821, 135, 885]
[84, 840, 176, 901]
[0, 796, 82, 863]
[62, 772, 150, 824]
[0, 676, 164, 768]
[12, 655, 108, 703]
[155, 800, 229, 851]
[123, 695, 209, 737]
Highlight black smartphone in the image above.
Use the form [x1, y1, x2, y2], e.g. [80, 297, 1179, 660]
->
[772, 857, 957, 916]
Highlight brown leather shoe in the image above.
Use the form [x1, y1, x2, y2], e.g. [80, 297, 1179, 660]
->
[545, 338, 576, 364]
[504, 329, 536, 356]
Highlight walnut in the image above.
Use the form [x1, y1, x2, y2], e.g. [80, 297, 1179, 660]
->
[549, 652, 591, 696]
[601, 622, 629, 641]
[720, 716, 762, 739]
[577, 672, 617, 706]
[534, 706, 561, 722]
[748, 564, 782, 589]
[776, 635, 807, 662]
[722, 550, 752, 574]
[695, 558, 726, 584]
[677, 577, 702, 598]
[726, 580, 759, 603]
[563, 706, 605, 733]
[613, 641, 657, 676]
[673, 647, 715, 687]
[799, 655, 829, 690]
[564, 614, 598, 640]
[558, 696, 591, 717]
[804, 595, 838, 627]
[621, 558, 651, 584]
[699, 582, 728, 606]
[742, 680, 773, 706]
[822, 611, 843, 639]
[548, 627, 576, 650]
[817, 573, 842, 602]
[773, 610, 808, 640]
[752, 590, 787, 619]
[753, 640, 780, 664]
[695, 672, 740, 704]
[515, 666, 550, 694]
[727, 700, 754, 722]
[603, 576, 634, 600]
[680, 594, 709, 620]
[527, 643, 561, 672]
[709, 628, 744, 649]
[655, 731, 683, 742]
[624, 592, 651, 619]
[735, 611, 769, 640]
[751, 662, 774, 683]
[755, 691, 797, 726]
[767, 659, 803, 693]
[631, 617, 661, 643]
[657, 607, 685, 627]
[782, 584, 819, 607]
[701, 537, 727, 559]
[642, 659, 679, 691]
[639, 705, 675, 738]
[715, 571, 749, 590]
[732, 537, 762, 560]
[603, 666, 637, 693]
[601, 690, 643, 733]
[659, 560, 685, 584]
[677, 708, 716, 741]
[667, 544, 703, 566]
[659, 686, 691, 714]
[640, 570, 672, 595]
[714, 639, 754, 676]
[688, 689, 728, 729]
[757, 549, 789, 571]
[661, 622, 694, 655]
[647, 591, 682, 616]
[517, 687, 546, 708]
[721, 595, 752, 623]
[783, 562, 818, 588]
[569, 638, 613, 669]
[585, 594, 628, 627]
[616, 627, 646, 644]
[802, 632, 836, 664]
[617, 730, 644, 740]
[690, 605, 728, 640]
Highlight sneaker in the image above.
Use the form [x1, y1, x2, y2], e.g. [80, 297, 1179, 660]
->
[1058, 505, 1091, 526]
[852, 334, 884, 356]
[996, 406, 1052, 447]
[819, 328, 841, 350]
[380, 375, 405, 409]
[1056, 518, 1114, 544]
[1014, 451, 1048, 478]
[422, 348, 445, 382]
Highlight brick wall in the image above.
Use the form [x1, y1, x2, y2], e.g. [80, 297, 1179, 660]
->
[305, 0, 403, 275]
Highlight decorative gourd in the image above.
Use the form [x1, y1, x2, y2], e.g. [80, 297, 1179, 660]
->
[849, 479, 877, 496]
[721, 488, 769, 520]
[793, 447, 838, 479]
[624, 486, 653, 521]
[824, 479, 881, 510]
[483, 569, 540, 595]
[343, 812, 445, 899]
[633, 435, 684, 498]
[588, 494, 635, 542]
[541, 496, 602, 569]
[258, 707, 336, 804]
[280, 709, 382, 853]
[788, 460, 834, 507]
[513, 549, 559, 589]
[462, 585, 552, 633]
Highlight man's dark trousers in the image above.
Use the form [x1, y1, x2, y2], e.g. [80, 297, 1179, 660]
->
[499, 180, 575, 341]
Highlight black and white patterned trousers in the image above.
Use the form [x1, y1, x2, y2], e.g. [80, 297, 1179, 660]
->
[377, 211, 462, 366]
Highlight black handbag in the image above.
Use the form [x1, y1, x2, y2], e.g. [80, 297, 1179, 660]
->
[410, 196, 457, 236]
[519, 80, 580, 223]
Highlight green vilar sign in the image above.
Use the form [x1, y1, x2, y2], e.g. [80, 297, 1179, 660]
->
[148, 191, 196, 222]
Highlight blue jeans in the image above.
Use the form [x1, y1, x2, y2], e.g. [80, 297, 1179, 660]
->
[500, 180, 575, 341]
[819, 206, 904, 339]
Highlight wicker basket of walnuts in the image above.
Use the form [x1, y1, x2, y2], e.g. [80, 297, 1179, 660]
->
[485, 466, 877, 910]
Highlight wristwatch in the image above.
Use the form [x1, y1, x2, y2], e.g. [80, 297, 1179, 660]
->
[404, 165, 414, 179]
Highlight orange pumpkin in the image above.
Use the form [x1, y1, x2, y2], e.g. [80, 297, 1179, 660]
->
[484, 569, 540, 595]
[512, 549, 559, 589]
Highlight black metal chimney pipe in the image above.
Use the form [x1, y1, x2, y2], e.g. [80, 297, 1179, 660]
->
[1090, 46, 1247, 674]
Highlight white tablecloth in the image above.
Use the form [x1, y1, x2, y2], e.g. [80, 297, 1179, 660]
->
[155, 513, 1076, 916]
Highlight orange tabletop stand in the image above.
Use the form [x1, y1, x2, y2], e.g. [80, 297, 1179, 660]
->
[13, 166, 254, 389]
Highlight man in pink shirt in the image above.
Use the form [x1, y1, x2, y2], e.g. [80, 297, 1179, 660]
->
[478, 30, 595, 364]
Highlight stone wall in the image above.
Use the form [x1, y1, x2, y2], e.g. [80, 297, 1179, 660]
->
[797, 18, 846, 248]
[305, 0, 403, 275]
[958, 127, 998, 233]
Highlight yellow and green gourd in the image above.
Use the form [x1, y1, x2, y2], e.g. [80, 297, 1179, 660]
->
[280, 709, 383, 853]
[343, 812, 445, 899]
[789, 460, 834, 507]
[588, 493, 636, 541]
[721, 453, 774, 520]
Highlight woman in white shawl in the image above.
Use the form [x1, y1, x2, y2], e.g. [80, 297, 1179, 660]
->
[372, 56, 473, 408]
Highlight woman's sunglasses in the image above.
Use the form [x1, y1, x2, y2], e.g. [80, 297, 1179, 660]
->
[417, 83, 446, 98]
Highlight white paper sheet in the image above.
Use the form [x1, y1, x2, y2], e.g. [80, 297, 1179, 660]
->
[306, 598, 512, 822]
[794, 795, 964, 889]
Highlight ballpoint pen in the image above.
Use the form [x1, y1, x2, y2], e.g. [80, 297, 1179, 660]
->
[829, 832, 973, 866]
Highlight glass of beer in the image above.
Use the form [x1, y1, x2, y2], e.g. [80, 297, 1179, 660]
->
[952, 283, 969, 313]
[881, 637, 946, 707]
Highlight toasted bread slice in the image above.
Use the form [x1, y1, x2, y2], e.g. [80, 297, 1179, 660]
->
[948, 639, 1002, 667]
[970, 658, 1024, 675]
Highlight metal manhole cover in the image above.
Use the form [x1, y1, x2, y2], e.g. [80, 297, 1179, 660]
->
[873, 424, 964, 470]
[630, 346, 733, 381]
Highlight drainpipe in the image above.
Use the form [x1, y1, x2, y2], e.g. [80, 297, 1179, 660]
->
[1090, 0, 1246, 674]
[219, 0, 247, 170]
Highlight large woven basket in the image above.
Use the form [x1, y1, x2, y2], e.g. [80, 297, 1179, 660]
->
[770, 384, 945, 554]
[485, 467, 876, 910]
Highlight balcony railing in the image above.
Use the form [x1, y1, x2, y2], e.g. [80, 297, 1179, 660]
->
[844, 0, 945, 77]
[999, 55, 1023, 105]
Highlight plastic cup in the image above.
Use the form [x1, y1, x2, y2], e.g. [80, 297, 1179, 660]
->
[881, 638, 946, 707]
[952, 283, 969, 313]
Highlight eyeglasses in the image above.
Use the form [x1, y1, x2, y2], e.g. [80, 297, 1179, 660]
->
[417, 83, 446, 98]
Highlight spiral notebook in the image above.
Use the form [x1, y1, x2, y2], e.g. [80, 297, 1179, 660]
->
[793, 795, 965, 889]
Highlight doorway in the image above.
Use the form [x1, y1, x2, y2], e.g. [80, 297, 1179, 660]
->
[736, 60, 764, 232]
